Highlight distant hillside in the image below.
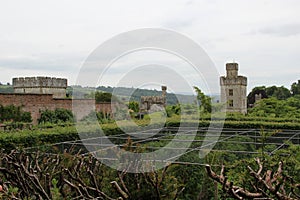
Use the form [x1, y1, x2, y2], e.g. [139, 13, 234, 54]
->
[96, 86, 198, 105]
[0, 84, 204, 105]
[0, 85, 13, 93]
[69, 86, 197, 105]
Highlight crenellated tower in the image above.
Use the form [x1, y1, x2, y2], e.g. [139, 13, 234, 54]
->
[220, 63, 247, 114]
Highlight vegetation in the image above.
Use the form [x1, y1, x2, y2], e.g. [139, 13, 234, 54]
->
[194, 86, 212, 114]
[248, 81, 300, 106]
[0, 104, 32, 123]
[81, 111, 114, 124]
[38, 108, 74, 124]
[206, 143, 300, 199]
[0, 85, 13, 93]
[128, 101, 139, 113]
[248, 95, 300, 118]
[0, 127, 299, 199]
[84, 91, 120, 103]
[1, 81, 300, 199]
[291, 80, 300, 95]
[97, 85, 193, 105]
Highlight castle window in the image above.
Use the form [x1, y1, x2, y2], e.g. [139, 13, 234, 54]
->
[228, 100, 233, 107]
[229, 89, 233, 96]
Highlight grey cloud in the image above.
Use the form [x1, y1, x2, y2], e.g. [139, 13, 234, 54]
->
[256, 24, 300, 37]
[163, 18, 195, 30]
[0, 54, 84, 72]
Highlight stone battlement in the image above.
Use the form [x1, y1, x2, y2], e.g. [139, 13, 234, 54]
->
[13, 77, 67, 88]
[220, 76, 247, 86]
[13, 77, 67, 98]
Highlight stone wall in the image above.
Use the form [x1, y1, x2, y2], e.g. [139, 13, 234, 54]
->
[140, 96, 165, 111]
[0, 93, 115, 124]
[13, 77, 67, 98]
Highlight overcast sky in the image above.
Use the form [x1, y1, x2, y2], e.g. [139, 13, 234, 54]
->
[0, 0, 299, 94]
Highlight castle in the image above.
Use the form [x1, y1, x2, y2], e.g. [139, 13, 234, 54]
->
[0, 62, 248, 125]
[220, 63, 247, 114]
[0, 77, 114, 124]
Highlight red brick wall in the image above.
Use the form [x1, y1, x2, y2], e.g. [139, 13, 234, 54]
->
[0, 94, 116, 124]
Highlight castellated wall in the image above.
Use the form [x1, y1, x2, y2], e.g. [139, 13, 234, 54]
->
[13, 77, 67, 98]
[0, 93, 114, 124]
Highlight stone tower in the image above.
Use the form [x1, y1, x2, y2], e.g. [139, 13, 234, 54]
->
[13, 77, 67, 98]
[220, 63, 247, 114]
[161, 86, 167, 106]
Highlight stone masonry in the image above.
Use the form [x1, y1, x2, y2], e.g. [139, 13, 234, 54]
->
[220, 63, 247, 114]
[140, 86, 167, 112]
[13, 77, 67, 98]
[0, 77, 116, 124]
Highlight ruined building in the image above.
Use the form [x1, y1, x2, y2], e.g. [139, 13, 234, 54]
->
[220, 63, 247, 114]
[140, 86, 167, 112]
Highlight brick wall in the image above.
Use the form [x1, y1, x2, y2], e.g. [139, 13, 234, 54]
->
[0, 94, 115, 124]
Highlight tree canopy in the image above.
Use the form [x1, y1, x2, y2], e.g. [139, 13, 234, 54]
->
[291, 80, 300, 95]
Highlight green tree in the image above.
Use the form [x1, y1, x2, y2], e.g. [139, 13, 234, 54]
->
[248, 97, 300, 118]
[166, 104, 181, 117]
[128, 101, 139, 113]
[247, 86, 268, 106]
[0, 104, 32, 123]
[194, 86, 211, 113]
[291, 80, 300, 95]
[266, 85, 291, 100]
[38, 108, 74, 124]
[85, 91, 119, 103]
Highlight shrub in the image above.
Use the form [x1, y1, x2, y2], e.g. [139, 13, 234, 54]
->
[81, 111, 114, 124]
[0, 104, 32, 123]
[38, 108, 74, 124]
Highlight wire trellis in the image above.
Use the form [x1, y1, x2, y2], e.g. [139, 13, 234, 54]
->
[24, 127, 300, 167]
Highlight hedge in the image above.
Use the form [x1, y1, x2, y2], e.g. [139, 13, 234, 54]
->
[1, 118, 300, 152]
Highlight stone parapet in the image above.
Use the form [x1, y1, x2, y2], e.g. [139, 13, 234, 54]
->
[13, 77, 67, 88]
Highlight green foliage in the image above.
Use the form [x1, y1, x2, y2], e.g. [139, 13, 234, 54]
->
[0, 85, 13, 93]
[0, 119, 300, 199]
[194, 86, 212, 114]
[85, 91, 119, 103]
[247, 86, 268, 106]
[0, 125, 79, 152]
[38, 108, 74, 124]
[248, 85, 292, 107]
[97, 86, 183, 105]
[248, 97, 300, 118]
[128, 101, 139, 113]
[291, 80, 300, 95]
[50, 178, 62, 200]
[166, 104, 181, 117]
[266, 85, 291, 100]
[224, 143, 300, 199]
[81, 111, 114, 124]
[0, 104, 32, 123]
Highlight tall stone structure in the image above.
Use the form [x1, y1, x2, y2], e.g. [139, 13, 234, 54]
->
[13, 77, 67, 98]
[220, 63, 247, 114]
[140, 86, 167, 112]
